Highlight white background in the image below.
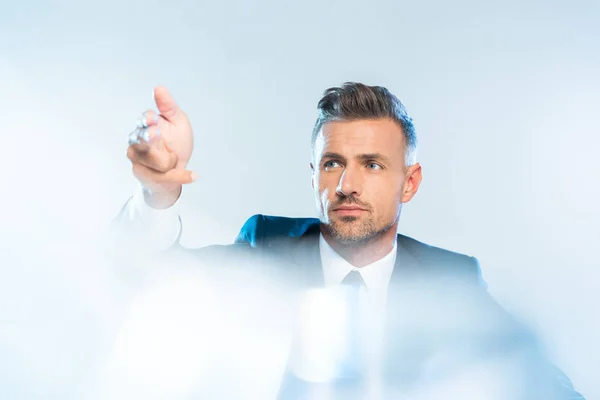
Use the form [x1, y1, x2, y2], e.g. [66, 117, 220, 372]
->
[1, 0, 598, 398]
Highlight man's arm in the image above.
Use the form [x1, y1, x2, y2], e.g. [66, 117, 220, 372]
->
[113, 86, 196, 252]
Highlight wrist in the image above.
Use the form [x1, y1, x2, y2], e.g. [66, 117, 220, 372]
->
[143, 186, 182, 209]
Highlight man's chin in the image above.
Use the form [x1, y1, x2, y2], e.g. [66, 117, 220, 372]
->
[330, 227, 373, 245]
[328, 213, 362, 224]
[333, 234, 372, 246]
[337, 215, 361, 223]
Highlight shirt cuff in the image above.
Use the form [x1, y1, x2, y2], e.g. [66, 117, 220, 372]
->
[127, 183, 182, 250]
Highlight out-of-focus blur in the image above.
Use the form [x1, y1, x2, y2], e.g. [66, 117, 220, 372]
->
[1, 0, 598, 398]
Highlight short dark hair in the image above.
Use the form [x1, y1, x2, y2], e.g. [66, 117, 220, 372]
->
[311, 82, 417, 165]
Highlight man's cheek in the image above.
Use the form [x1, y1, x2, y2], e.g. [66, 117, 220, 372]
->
[318, 189, 329, 207]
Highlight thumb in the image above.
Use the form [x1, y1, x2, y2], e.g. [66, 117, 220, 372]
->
[160, 168, 198, 185]
[153, 86, 181, 121]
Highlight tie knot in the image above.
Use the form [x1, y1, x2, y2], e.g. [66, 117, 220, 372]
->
[341, 270, 365, 291]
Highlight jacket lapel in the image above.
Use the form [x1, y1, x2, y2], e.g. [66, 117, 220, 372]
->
[389, 234, 421, 286]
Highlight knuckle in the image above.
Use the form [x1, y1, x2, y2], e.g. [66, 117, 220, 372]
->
[149, 151, 174, 173]
[126, 146, 137, 161]
[145, 110, 158, 125]
[146, 153, 165, 171]
[158, 159, 171, 172]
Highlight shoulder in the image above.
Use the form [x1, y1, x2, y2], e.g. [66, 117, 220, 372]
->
[234, 214, 320, 248]
[397, 233, 486, 288]
[397, 233, 476, 264]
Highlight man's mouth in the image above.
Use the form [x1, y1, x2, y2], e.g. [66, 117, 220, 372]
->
[332, 206, 367, 216]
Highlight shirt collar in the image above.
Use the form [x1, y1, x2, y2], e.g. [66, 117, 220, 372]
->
[319, 233, 397, 292]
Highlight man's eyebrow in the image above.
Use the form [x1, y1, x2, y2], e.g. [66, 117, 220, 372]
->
[357, 153, 391, 164]
[320, 152, 393, 164]
[321, 152, 346, 161]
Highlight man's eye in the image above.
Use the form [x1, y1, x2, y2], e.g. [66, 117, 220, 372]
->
[367, 162, 383, 170]
[324, 161, 341, 169]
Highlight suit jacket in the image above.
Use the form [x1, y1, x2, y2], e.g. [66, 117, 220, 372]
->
[114, 207, 582, 399]
[223, 214, 583, 400]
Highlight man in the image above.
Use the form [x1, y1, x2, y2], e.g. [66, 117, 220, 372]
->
[116, 83, 583, 399]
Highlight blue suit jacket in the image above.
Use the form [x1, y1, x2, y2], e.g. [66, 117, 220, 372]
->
[229, 214, 583, 399]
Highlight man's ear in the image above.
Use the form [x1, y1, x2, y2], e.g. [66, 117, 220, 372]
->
[310, 163, 315, 189]
[401, 163, 422, 203]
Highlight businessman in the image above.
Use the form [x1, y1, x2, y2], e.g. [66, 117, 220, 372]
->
[117, 83, 583, 399]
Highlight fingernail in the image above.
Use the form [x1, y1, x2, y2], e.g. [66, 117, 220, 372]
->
[139, 127, 150, 142]
[190, 171, 198, 182]
[136, 118, 148, 129]
[128, 129, 140, 145]
[141, 112, 149, 128]
[154, 112, 159, 124]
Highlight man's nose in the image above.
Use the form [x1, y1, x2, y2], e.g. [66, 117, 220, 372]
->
[335, 167, 363, 197]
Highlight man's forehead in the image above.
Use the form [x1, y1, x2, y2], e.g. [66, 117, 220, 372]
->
[317, 119, 405, 153]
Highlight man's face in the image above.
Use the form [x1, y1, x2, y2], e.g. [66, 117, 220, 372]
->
[311, 119, 422, 245]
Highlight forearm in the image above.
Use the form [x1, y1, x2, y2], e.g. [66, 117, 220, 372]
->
[111, 183, 182, 252]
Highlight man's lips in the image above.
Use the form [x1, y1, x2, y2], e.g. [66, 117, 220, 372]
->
[333, 206, 367, 211]
[332, 206, 368, 216]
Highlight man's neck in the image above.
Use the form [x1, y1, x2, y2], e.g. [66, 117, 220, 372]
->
[321, 227, 397, 268]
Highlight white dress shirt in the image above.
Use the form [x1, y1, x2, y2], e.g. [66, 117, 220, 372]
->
[320, 233, 396, 344]
[319, 233, 396, 306]
[314, 235, 397, 398]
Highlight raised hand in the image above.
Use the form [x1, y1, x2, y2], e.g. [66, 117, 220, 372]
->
[127, 86, 196, 208]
